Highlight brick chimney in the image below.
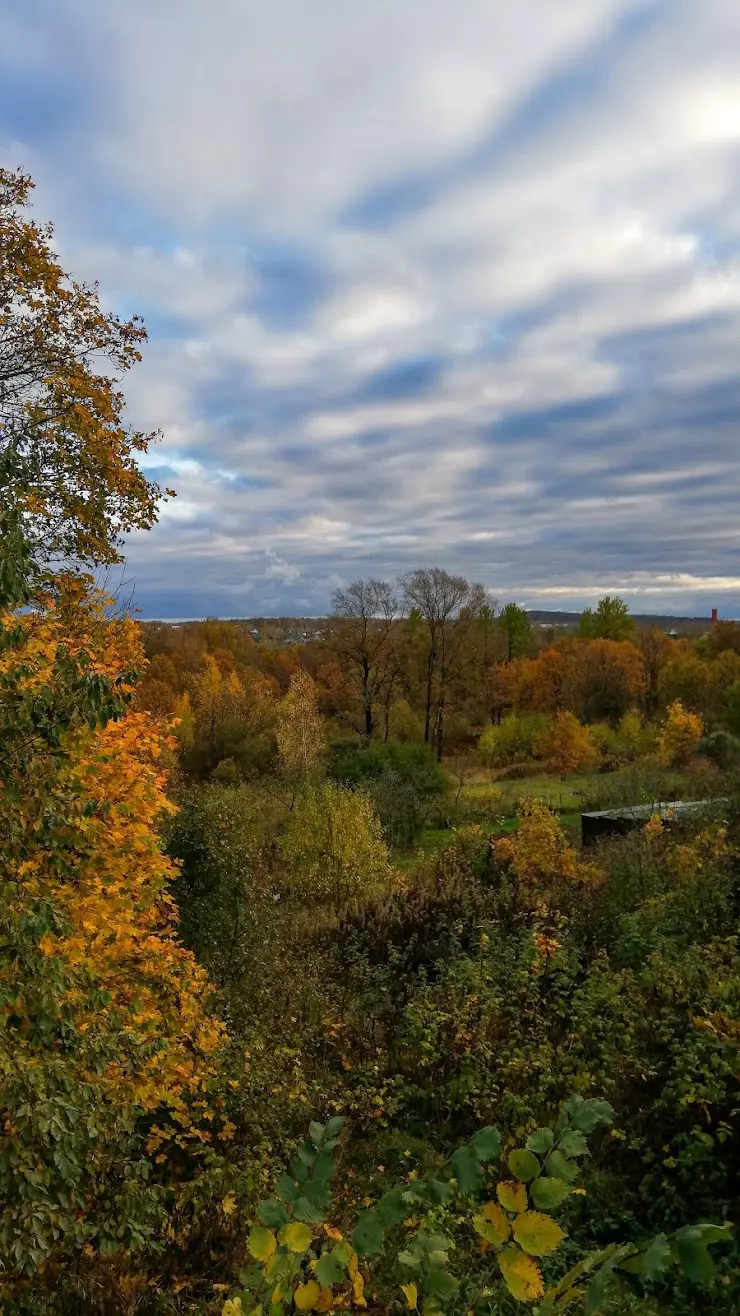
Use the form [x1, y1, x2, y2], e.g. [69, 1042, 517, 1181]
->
[711, 607, 718, 623]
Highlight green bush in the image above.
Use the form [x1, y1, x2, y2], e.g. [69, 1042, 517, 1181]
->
[478, 716, 549, 768]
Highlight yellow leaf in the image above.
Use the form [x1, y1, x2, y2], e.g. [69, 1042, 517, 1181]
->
[401, 1282, 418, 1310]
[512, 1211, 566, 1258]
[221, 1193, 237, 1217]
[315, 1286, 334, 1312]
[473, 1202, 510, 1246]
[280, 1222, 313, 1253]
[248, 1227, 276, 1262]
[295, 1282, 321, 1311]
[351, 1271, 366, 1308]
[497, 1181, 528, 1213]
[498, 1247, 544, 1301]
[222, 1301, 243, 1316]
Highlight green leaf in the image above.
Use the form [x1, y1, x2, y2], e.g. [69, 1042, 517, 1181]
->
[311, 1152, 336, 1182]
[564, 1097, 615, 1133]
[316, 1251, 344, 1286]
[530, 1177, 572, 1211]
[690, 1223, 733, 1245]
[584, 1248, 635, 1315]
[289, 1158, 309, 1184]
[675, 1230, 715, 1285]
[526, 1128, 554, 1155]
[470, 1126, 502, 1162]
[508, 1149, 540, 1183]
[423, 1268, 458, 1298]
[302, 1179, 332, 1212]
[450, 1146, 482, 1195]
[325, 1116, 345, 1138]
[398, 1249, 422, 1270]
[309, 1121, 326, 1148]
[258, 1200, 290, 1228]
[378, 1188, 409, 1226]
[293, 1197, 326, 1224]
[297, 1142, 317, 1167]
[640, 1234, 672, 1283]
[425, 1179, 452, 1206]
[323, 1137, 341, 1152]
[544, 1151, 579, 1182]
[352, 1211, 385, 1258]
[557, 1129, 589, 1159]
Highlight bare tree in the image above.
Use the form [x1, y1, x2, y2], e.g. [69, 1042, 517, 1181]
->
[330, 579, 400, 738]
[399, 568, 486, 761]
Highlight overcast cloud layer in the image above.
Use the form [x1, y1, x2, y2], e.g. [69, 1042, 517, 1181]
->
[3, 0, 740, 617]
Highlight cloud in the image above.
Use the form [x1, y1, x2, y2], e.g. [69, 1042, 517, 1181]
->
[3, 0, 740, 616]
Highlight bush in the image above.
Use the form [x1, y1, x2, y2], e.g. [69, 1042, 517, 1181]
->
[328, 741, 448, 846]
[477, 715, 549, 768]
[698, 729, 740, 772]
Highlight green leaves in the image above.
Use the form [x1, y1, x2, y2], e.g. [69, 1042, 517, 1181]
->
[639, 1233, 672, 1283]
[450, 1146, 482, 1195]
[562, 1097, 615, 1134]
[351, 1211, 385, 1257]
[544, 1151, 578, 1182]
[507, 1149, 540, 1183]
[378, 1187, 410, 1226]
[248, 1226, 277, 1262]
[470, 1126, 501, 1162]
[556, 1128, 589, 1159]
[525, 1128, 554, 1156]
[316, 1249, 345, 1286]
[258, 1200, 290, 1228]
[529, 1177, 572, 1211]
[276, 1173, 299, 1204]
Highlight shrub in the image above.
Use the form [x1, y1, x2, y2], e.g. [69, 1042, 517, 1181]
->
[277, 782, 394, 904]
[477, 715, 548, 768]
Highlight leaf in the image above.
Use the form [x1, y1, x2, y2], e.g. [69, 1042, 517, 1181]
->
[309, 1121, 326, 1148]
[564, 1097, 615, 1133]
[276, 1174, 299, 1204]
[351, 1269, 366, 1307]
[548, 1245, 628, 1302]
[378, 1188, 409, 1226]
[470, 1126, 502, 1162]
[294, 1282, 321, 1311]
[526, 1128, 555, 1155]
[397, 1250, 422, 1270]
[473, 1202, 510, 1246]
[316, 1251, 344, 1286]
[544, 1151, 579, 1182]
[497, 1181, 528, 1213]
[640, 1234, 672, 1283]
[507, 1149, 540, 1183]
[450, 1146, 482, 1195]
[222, 1193, 237, 1217]
[425, 1179, 452, 1206]
[675, 1233, 715, 1286]
[325, 1116, 345, 1138]
[314, 1289, 333, 1313]
[351, 1212, 385, 1258]
[584, 1249, 636, 1315]
[401, 1282, 418, 1310]
[248, 1227, 277, 1263]
[423, 1268, 458, 1298]
[312, 1152, 336, 1182]
[258, 1200, 290, 1228]
[512, 1211, 566, 1257]
[290, 1158, 309, 1184]
[280, 1222, 313, 1253]
[498, 1247, 544, 1301]
[297, 1142, 317, 1167]
[530, 1178, 573, 1211]
[302, 1180, 332, 1212]
[293, 1197, 327, 1224]
[557, 1129, 589, 1159]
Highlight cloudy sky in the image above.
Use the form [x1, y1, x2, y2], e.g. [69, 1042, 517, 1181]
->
[3, 0, 740, 617]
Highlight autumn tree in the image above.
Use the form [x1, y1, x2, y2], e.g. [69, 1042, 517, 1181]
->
[0, 167, 165, 575]
[579, 595, 635, 641]
[574, 638, 645, 725]
[329, 578, 400, 738]
[536, 710, 599, 777]
[400, 567, 486, 761]
[276, 782, 393, 903]
[275, 669, 325, 789]
[658, 701, 704, 767]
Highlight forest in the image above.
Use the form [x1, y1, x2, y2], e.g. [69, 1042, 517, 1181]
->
[1, 166, 738, 1316]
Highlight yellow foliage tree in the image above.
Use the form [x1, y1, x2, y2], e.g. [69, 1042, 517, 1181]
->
[494, 798, 599, 908]
[276, 670, 326, 785]
[276, 783, 393, 903]
[0, 584, 225, 1280]
[657, 700, 704, 767]
[536, 710, 600, 777]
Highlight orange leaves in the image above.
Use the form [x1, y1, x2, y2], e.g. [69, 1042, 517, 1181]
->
[657, 700, 704, 767]
[494, 798, 600, 907]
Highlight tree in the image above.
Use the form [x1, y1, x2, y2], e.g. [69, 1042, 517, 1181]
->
[330, 579, 399, 738]
[276, 782, 392, 903]
[574, 639, 645, 725]
[497, 602, 531, 663]
[639, 627, 673, 718]
[536, 711, 600, 777]
[657, 701, 704, 767]
[0, 167, 164, 575]
[579, 595, 635, 641]
[399, 568, 486, 761]
[275, 670, 325, 788]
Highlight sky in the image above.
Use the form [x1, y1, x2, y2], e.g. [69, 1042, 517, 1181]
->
[3, 0, 740, 618]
